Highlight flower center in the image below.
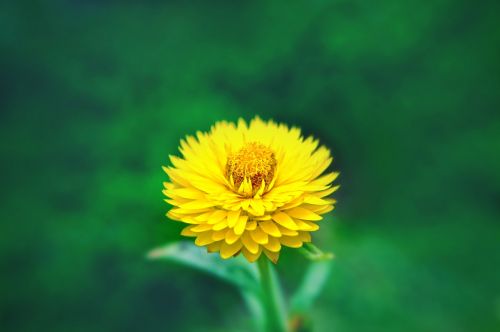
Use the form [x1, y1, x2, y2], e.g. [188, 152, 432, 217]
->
[226, 142, 277, 195]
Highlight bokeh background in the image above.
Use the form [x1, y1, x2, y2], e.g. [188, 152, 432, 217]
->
[2, 0, 500, 331]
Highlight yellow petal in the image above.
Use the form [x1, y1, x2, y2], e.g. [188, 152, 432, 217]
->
[310, 172, 339, 187]
[163, 166, 191, 188]
[272, 212, 299, 230]
[241, 232, 259, 254]
[212, 219, 228, 231]
[259, 221, 281, 237]
[164, 197, 182, 206]
[245, 220, 257, 230]
[170, 207, 211, 215]
[263, 249, 279, 263]
[220, 240, 243, 259]
[206, 241, 222, 253]
[163, 181, 174, 190]
[253, 214, 272, 221]
[190, 223, 214, 232]
[207, 210, 226, 224]
[250, 227, 269, 245]
[276, 225, 298, 236]
[297, 231, 312, 242]
[179, 200, 216, 210]
[254, 180, 266, 198]
[169, 188, 205, 200]
[294, 219, 319, 231]
[287, 207, 322, 221]
[238, 177, 253, 196]
[314, 205, 334, 214]
[234, 215, 248, 235]
[194, 232, 215, 246]
[279, 235, 303, 248]
[309, 156, 332, 179]
[303, 195, 330, 205]
[180, 225, 197, 237]
[225, 229, 241, 245]
[194, 211, 215, 222]
[227, 210, 240, 228]
[241, 199, 251, 210]
[212, 229, 227, 241]
[263, 236, 281, 252]
[249, 199, 265, 216]
[166, 211, 182, 222]
[316, 186, 339, 198]
[280, 196, 304, 210]
[242, 247, 262, 262]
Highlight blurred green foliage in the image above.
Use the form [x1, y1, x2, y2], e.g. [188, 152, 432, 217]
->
[1, 0, 500, 331]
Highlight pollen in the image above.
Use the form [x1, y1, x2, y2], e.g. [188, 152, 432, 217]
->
[226, 142, 277, 195]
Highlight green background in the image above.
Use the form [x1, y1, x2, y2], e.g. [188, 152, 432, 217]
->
[2, 0, 500, 331]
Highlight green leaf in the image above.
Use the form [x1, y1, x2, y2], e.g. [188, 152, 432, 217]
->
[148, 241, 264, 331]
[298, 242, 334, 261]
[289, 260, 332, 315]
[147, 240, 260, 292]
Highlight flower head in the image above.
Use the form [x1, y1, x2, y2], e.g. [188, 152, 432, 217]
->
[163, 117, 338, 263]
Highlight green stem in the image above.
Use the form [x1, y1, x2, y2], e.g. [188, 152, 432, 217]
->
[257, 258, 288, 332]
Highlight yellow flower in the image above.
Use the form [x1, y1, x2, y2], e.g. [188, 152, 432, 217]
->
[162, 117, 338, 263]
